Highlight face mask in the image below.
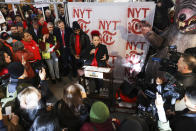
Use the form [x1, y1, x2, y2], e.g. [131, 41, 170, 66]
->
[2, 26, 7, 31]
[6, 38, 13, 44]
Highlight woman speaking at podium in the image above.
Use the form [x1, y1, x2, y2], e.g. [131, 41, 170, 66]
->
[85, 30, 109, 94]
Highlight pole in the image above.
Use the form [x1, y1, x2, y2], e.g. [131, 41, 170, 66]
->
[18, 5, 25, 20]
[42, 7, 46, 21]
[12, 4, 16, 15]
[64, 1, 70, 26]
[54, 3, 59, 23]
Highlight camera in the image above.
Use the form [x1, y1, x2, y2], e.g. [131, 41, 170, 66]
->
[0, 74, 10, 97]
[152, 45, 181, 73]
[0, 74, 10, 88]
[137, 73, 185, 126]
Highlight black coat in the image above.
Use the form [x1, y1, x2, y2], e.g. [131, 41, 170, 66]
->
[85, 44, 109, 67]
[171, 109, 196, 131]
[28, 26, 42, 44]
[69, 30, 90, 59]
[16, 100, 46, 130]
[53, 27, 72, 51]
[154, 0, 174, 30]
[55, 99, 90, 131]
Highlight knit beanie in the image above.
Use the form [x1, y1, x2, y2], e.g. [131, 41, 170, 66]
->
[12, 41, 24, 52]
[72, 21, 80, 30]
[8, 62, 24, 79]
[90, 101, 110, 124]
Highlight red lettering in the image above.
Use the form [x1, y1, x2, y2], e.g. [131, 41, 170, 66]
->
[106, 21, 111, 30]
[99, 21, 105, 30]
[99, 20, 120, 30]
[128, 8, 150, 19]
[73, 8, 80, 18]
[135, 8, 141, 18]
[112, 21, 120, 30]
[126, 41, 132, 50]
[126, 41, 146, 50]
[142, 8, 150, 18]
[139, 42, 146, 50]
[128, 8, 135, 18]
[80, 9, 85, 18]
[131, 19, 141, 34]
[86, 9, 92, 18]
[73, 8, 92, 19]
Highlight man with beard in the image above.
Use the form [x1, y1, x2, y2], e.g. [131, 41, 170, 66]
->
[8, 25, 21, 41]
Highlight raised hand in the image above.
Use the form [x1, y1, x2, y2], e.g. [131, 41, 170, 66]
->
[90, 49, 95, 54]
[101, 54, 106, 60]
[155, 92, 164, 110]
[39, 67, 46, 81]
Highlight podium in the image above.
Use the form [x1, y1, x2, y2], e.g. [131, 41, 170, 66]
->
[83, 66, 112, 79]
[81, 66, 114, 102]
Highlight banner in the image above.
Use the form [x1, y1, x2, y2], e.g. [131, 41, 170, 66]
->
[68, 2, 155, 81]
[5, 0, 22, 2]
[125, 2, 156, 83]
[34, 0, 49, 8]
[0, 11, 5, 24]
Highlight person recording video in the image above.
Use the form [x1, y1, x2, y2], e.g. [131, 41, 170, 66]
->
[156, 86, 196, 131]
[174, 53, 196, 89]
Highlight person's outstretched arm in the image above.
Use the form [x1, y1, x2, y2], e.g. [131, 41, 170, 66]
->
[155, 93, 172, 131]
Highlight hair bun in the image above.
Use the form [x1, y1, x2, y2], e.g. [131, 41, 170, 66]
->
[91, 30, 100, 37]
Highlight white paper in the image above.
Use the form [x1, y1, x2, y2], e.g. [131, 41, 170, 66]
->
[84, 66, 111, 73]
[5, 106, 12, 115]
[0, 11, 5, 24]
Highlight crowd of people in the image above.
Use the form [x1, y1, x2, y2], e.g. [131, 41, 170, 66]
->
[0, 3, 112, 131]
[0, 0, 196, 131]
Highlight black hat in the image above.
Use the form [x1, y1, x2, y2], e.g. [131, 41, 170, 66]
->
[72, 21, 80, 30]
[8, 62, 24, 79]
[1, 32, 10, 40]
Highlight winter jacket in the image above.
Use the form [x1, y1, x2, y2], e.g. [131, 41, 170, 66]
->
[70, 30, 90, 59]
[21, 40, 41, 61]
[85, 44, 109, 67]
[14, 50, 35, 78]
[80, 119, 114, 131]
